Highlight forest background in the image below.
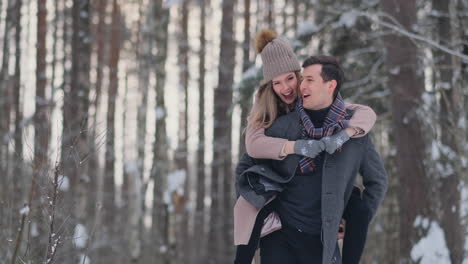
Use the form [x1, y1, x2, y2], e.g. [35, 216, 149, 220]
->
[0, 0, 467, 263]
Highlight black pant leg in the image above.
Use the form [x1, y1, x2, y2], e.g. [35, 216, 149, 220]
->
[342, 188, 372, 264]
[260, 228, 295, 264]
[294, 231, 322, 264]
[234, 202, 275, 264]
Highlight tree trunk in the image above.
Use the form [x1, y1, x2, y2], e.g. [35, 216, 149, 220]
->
[151, 0, 171, 263]
[381, 0, 432, 262]
[88, 0, 107, 226]
[101, 0, 120, 262]
[31, 0, 49, 260]
[293, 0, 298, 34]
[61, 0, 92, 261]
[136, 1, 152, 262]
[433, 0, 465, 263]
[175, 1, 190, 262]
[194, 0, 207, 262]
[238, 0, 251, 157]
[209, 0, 236, 262]
[0, 0, 14, 184]
[11, 0, 24, 244]
[266, 0, 273, 28]
[120, 73, 131, 263]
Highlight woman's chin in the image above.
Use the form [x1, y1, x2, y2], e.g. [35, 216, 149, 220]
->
[282, 96, 296, 105]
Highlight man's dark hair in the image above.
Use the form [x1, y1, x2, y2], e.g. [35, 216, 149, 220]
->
[302, 55, 344, 98]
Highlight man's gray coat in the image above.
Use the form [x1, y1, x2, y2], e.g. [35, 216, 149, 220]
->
[239, 109, 388, 264]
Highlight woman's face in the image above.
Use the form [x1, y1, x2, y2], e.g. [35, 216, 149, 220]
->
[271, 72, 299, 105]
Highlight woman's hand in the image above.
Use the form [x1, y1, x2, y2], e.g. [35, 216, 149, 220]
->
[293, 139, 326, 158]
[320, 130, 350, 154]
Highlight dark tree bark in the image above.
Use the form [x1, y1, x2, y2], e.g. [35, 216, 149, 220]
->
[381, 0, 432, 262]
[432, 0, 465, 263]
[88, 0, 107, 223]
[151, 0, 171, 263]
[174, 1, 190, 262]
[135, 1, 152, 261]
[0, 0, 14, 183]
[11, 0, 24, 241]
[34, 0, 48, 191]
[238, 0, 253, 158]
[293, 0, 298, 34]
[100, 0, 120, 261]
[27, 1, 49, 262]
[266, 0, 273, 28]
[281, 0, 287, 34]
[121, 73, 131, 262]
[60, 0, 92, 260]
[195, 0, 207, 262]
[209, 0, 236, 262]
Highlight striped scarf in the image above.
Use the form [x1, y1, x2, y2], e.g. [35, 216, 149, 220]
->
[296, 94, 350, 173]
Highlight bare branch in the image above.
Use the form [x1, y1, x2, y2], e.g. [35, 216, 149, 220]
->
[358, 11, 468, 61]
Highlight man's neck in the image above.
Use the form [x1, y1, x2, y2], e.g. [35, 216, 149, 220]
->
[305, 106, 330, 128]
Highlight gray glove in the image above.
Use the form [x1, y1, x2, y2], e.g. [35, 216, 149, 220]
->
[294, 139, 325, 158]
[320, 130, 350, 154]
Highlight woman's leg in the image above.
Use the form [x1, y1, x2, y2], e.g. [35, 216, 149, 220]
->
[342, 187, 372, 264]
[235, 202, 275, 264]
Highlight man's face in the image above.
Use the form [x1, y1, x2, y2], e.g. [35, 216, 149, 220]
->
[300, 64, 335, 110]
[271, 72, 298, 105]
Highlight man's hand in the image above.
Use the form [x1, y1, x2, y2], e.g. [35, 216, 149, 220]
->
[294, 139, 325, 158]
[320, 130, 350, 154]
[338, 219, 346, 240]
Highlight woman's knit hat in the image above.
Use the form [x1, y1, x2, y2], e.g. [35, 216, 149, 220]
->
[255, 29, 301, 82]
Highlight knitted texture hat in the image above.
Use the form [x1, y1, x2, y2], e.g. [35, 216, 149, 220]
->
[255, 29, 301, 82]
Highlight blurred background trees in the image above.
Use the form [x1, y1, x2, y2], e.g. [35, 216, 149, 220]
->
[0, 0, 467, 263]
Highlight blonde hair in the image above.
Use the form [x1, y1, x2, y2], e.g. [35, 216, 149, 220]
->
[247, 71, 301, 129]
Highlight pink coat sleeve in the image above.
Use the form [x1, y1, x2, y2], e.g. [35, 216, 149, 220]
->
[244, 103, 377, 159]
[245, 125, 288, 160]
[344, 103, 377, 138]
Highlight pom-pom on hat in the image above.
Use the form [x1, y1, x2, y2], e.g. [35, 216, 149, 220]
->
[255, 29, 301, 82]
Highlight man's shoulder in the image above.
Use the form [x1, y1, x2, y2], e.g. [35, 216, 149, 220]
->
[349, 134, 374, 150]
[345, 108, 354, 120]
[265, 111, 300, 137]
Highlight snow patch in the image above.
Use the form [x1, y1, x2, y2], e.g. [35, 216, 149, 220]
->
[458, 117, 466, 130]
[125, 160, 139, 175]
[20, 205, 30, 216]
[167, 169, 186, 196]
[80, 11, 89, 19]
[411, 221, 450, 263]
[338, 10, 359, 28]
[31, 222, 39, 237]
[297, 21, 318, 37]
[462, 186, 468, 224]
[78, 254, 90, 264]
[462, 186, 468, 264]
[160, 245, 168, 253]
[156, 107, 166, 121]
[59, 175, 70, 191]
[73, 224, 88, 249]
[164, 170, 186, 212]
[166, 0, 183, 8]
[437, 82, 451, 89]
[242, 66, 259, 80]
[389, 66, 400, 75]
[413, 215, 430, 229]
[431, 141, 440, 160]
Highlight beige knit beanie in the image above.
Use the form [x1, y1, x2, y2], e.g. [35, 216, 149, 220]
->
[255, 29, 301, 82]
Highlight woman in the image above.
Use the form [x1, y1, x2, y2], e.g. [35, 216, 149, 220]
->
[234, 29, 375, 264]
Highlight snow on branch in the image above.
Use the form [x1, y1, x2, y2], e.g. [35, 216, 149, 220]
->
[357, 11, 468, 62]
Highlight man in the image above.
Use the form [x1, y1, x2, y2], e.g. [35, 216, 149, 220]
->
[236, 56, 387, 264]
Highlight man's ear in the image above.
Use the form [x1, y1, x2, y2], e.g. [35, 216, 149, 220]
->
[328, 80, 337, 95]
